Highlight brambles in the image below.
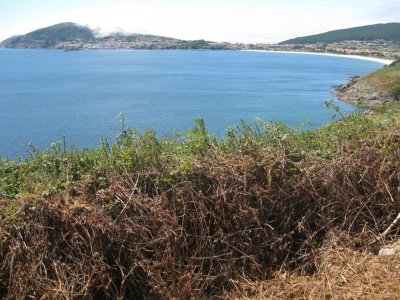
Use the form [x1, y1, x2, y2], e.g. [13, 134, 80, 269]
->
[0, 102, 399, 299]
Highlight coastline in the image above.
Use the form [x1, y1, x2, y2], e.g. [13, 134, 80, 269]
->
[242, 49, 394, 65]
[1, 47, 395, 66]
[243, 49, 398, 107]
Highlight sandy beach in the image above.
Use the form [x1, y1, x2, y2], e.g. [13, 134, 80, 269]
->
[243, 50, 394, 65]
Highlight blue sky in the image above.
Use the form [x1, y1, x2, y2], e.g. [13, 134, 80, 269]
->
[0, 0, 399, 43]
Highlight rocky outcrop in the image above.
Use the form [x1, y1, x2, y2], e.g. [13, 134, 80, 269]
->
[335, 76, 397, 106]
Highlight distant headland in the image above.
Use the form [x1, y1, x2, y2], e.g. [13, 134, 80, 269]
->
[0, 22, 237, 51]
[1, 22, 400, 59]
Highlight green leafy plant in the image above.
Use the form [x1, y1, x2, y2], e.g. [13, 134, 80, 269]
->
[324, 99, 345, 119]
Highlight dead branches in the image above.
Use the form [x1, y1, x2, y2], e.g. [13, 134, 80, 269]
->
[0, 131, 399, 299]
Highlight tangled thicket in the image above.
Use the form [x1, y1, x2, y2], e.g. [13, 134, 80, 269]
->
[0, 112, 400, 299]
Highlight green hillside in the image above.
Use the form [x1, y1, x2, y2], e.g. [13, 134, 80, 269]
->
[281, 23, 400, 44]
[0, 22, 228, 50]
[0, 22, 95, 48]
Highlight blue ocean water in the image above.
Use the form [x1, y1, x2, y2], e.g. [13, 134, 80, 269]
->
[0, 49, 383, 158]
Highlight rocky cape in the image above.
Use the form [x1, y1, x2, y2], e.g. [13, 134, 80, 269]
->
[335, 75, 398, 106]
[335, 58, 400, 106]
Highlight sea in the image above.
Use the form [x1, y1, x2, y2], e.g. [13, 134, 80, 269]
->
[0, 49, 385, 159]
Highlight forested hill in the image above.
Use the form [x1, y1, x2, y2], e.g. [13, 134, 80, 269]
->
[280, 23, 400, 44]
[0, 22, 95, 48]
[0, 22, 230, 50]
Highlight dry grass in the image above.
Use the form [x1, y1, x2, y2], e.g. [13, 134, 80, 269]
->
[230, 248, 400, 300]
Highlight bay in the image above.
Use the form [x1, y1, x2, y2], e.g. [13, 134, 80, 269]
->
[0, 49, 383, 158]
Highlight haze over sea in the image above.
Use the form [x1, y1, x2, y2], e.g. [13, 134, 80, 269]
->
[0, 49, 384, 159]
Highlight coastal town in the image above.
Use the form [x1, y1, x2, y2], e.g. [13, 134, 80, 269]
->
[55, 36, 400, 60]
[54, 35, 241, 50]
[2, 22, 399, 60]
[272, 40, 400, 59]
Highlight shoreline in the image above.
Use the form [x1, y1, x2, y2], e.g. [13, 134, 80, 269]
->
[242, 49, 394, 65]
[0, 47, 396, 65]
[243, 50, 397, 107]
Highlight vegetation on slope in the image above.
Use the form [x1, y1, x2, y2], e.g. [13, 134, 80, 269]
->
[0, 99, 399, 298]
[0, 22, 94, 48]
[367, 59, 400, 97]
[281, 23, 400, 44]
[0, 22, 228, 50]
[337, 58, 400, 105]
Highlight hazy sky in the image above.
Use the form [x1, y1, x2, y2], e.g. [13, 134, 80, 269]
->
[0, 0, 399, 43]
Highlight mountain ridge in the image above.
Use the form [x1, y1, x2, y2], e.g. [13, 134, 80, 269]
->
[280, 23, 400, 44]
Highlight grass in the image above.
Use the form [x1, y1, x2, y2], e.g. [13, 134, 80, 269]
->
[364, 60, 400, 97]
[0, 101, 399, 299]
[228, 249, 400, 299]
